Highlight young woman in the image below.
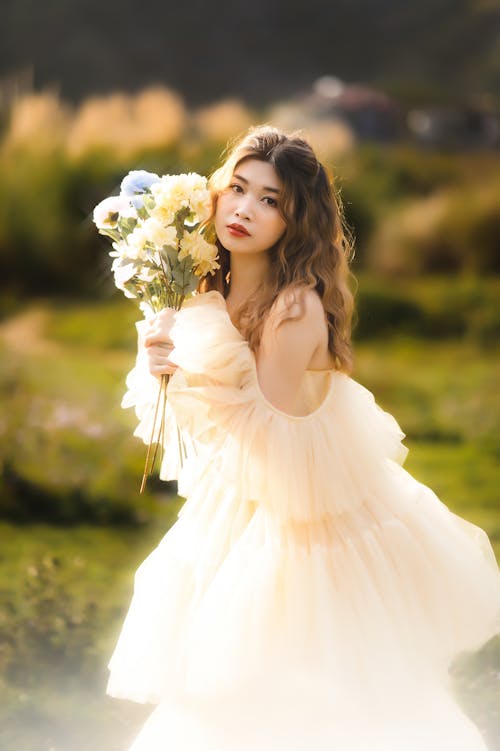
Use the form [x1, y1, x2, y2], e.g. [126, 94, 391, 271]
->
[107, 126, 500, 751]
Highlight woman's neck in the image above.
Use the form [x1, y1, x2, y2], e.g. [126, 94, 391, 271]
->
[226, 252, 270, 308]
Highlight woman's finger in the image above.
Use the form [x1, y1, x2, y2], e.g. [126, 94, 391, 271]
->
[144, 332, 174, 348]
[146, 345, 178, 376]
[149, 363, 177, 376]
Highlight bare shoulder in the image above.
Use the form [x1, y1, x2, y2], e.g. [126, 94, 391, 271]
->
[255, 286, 332, 411]
[258, 286, 327, 366]
[267, 285, 326, 333]
[260, 285, 335, 372]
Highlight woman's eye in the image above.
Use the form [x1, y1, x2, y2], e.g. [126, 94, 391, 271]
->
[230, 183, 243, 193]
[263, 196, 278, 207]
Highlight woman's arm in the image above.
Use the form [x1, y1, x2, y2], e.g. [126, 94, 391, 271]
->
[255, 289, 326, 414]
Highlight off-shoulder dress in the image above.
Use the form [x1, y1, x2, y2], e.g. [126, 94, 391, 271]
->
[107, 290, 500, 751]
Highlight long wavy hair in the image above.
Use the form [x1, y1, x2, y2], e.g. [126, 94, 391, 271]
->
[198, 124, 356, 373]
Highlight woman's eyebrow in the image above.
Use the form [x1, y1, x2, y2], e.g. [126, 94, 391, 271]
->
[233, 173, 281, 194]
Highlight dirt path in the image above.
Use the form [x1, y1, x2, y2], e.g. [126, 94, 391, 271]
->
[0, 307, 59, 355]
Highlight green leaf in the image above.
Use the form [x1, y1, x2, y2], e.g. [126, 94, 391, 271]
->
[169, 256, 199, 295]
[174, 206, 192, 239]
[143, 194, 156, 211]
[98, 227, 122, 242]
[171, 256, 192, 283]
[183, 275, 200, 295]
[202, 223, 218, 245]
[162, 245, 180, 268]
[117, 216, 138, 237]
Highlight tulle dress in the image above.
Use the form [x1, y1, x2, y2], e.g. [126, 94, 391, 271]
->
[107, 290, 500, 751]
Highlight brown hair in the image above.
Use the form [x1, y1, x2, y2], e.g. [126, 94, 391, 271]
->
[198, 124, 356, 373]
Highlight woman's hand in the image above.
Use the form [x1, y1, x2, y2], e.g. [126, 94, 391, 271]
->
[144, 308, 178, 377]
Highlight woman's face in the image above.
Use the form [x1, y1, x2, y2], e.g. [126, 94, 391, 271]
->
[214, 158, 287, 255]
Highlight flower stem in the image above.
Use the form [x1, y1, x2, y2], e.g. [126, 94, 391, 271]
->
[139, 373, 169, 494]
[139, 292, 186, 494]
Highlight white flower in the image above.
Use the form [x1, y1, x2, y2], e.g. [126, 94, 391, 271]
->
[136, 265, 158, 282]
[109, 240, 128, 258]
[141, 217, 177, 248]
[119, 204, 139, 220]
[126, 225, 149, 260]
[111, 256, 137, 296]
[93, 196, 132, 229]
[139, 300, 156, 319]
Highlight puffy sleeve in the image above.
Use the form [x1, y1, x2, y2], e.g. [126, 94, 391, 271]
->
[122, 291, 409, 518]
[160, 291, 409, 523]
[120, 314, 209, 497]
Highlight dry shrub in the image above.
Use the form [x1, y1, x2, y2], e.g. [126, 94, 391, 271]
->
[301, 120, 356, 160]
[66, 86, 186, 159]
[133, 86, 186, 147]
[192, 98, 254, 143]
[366, 178, 500, 276]
[1, 90, 72, 153]
[1, 85, 186, 161]
[266, 100, 356, 159]
[438, 181, 500, 274]
[366, 192, 450, 275]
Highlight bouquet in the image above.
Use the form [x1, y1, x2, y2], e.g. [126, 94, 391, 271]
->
[93, 169, 220, 492]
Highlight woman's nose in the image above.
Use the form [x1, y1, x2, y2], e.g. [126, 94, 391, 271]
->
[235, 195, 252, 219]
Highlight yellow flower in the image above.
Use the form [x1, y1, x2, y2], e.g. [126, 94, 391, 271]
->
[179, 232, 220, 276]
[150, 173, 211, 224]
[149, 178, 178, 225]
[179, 173, 212, 221]
[193, 256, 221, 276]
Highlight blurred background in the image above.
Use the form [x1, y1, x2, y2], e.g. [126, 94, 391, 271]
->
[0, 1, 499, 749]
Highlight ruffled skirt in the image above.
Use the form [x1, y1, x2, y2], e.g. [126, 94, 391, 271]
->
[109, 291, 500, 749]
[107, 462, 499, 750]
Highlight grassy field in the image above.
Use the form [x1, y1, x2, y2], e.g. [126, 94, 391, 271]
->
[0, 288, 499, 750]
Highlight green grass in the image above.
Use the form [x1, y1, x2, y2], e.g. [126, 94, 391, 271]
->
[45, 297, 140, 350]
[0, 321, 161, 524]
[354, 337, 500, 600]
[0, 291, 499, 749]
[0, 522, 170, 751]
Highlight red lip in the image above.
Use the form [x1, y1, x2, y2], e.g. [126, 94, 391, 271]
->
[227, 223, 250, 236]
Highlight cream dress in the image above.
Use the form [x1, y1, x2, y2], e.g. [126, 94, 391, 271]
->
[107, 290, 500, 751]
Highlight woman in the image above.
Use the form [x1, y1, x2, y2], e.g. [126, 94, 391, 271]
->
[107, 126, 500, 750]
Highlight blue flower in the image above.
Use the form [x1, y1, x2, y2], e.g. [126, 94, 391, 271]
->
[120, 170, 160, 197]
[130, 194, 147, 210]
